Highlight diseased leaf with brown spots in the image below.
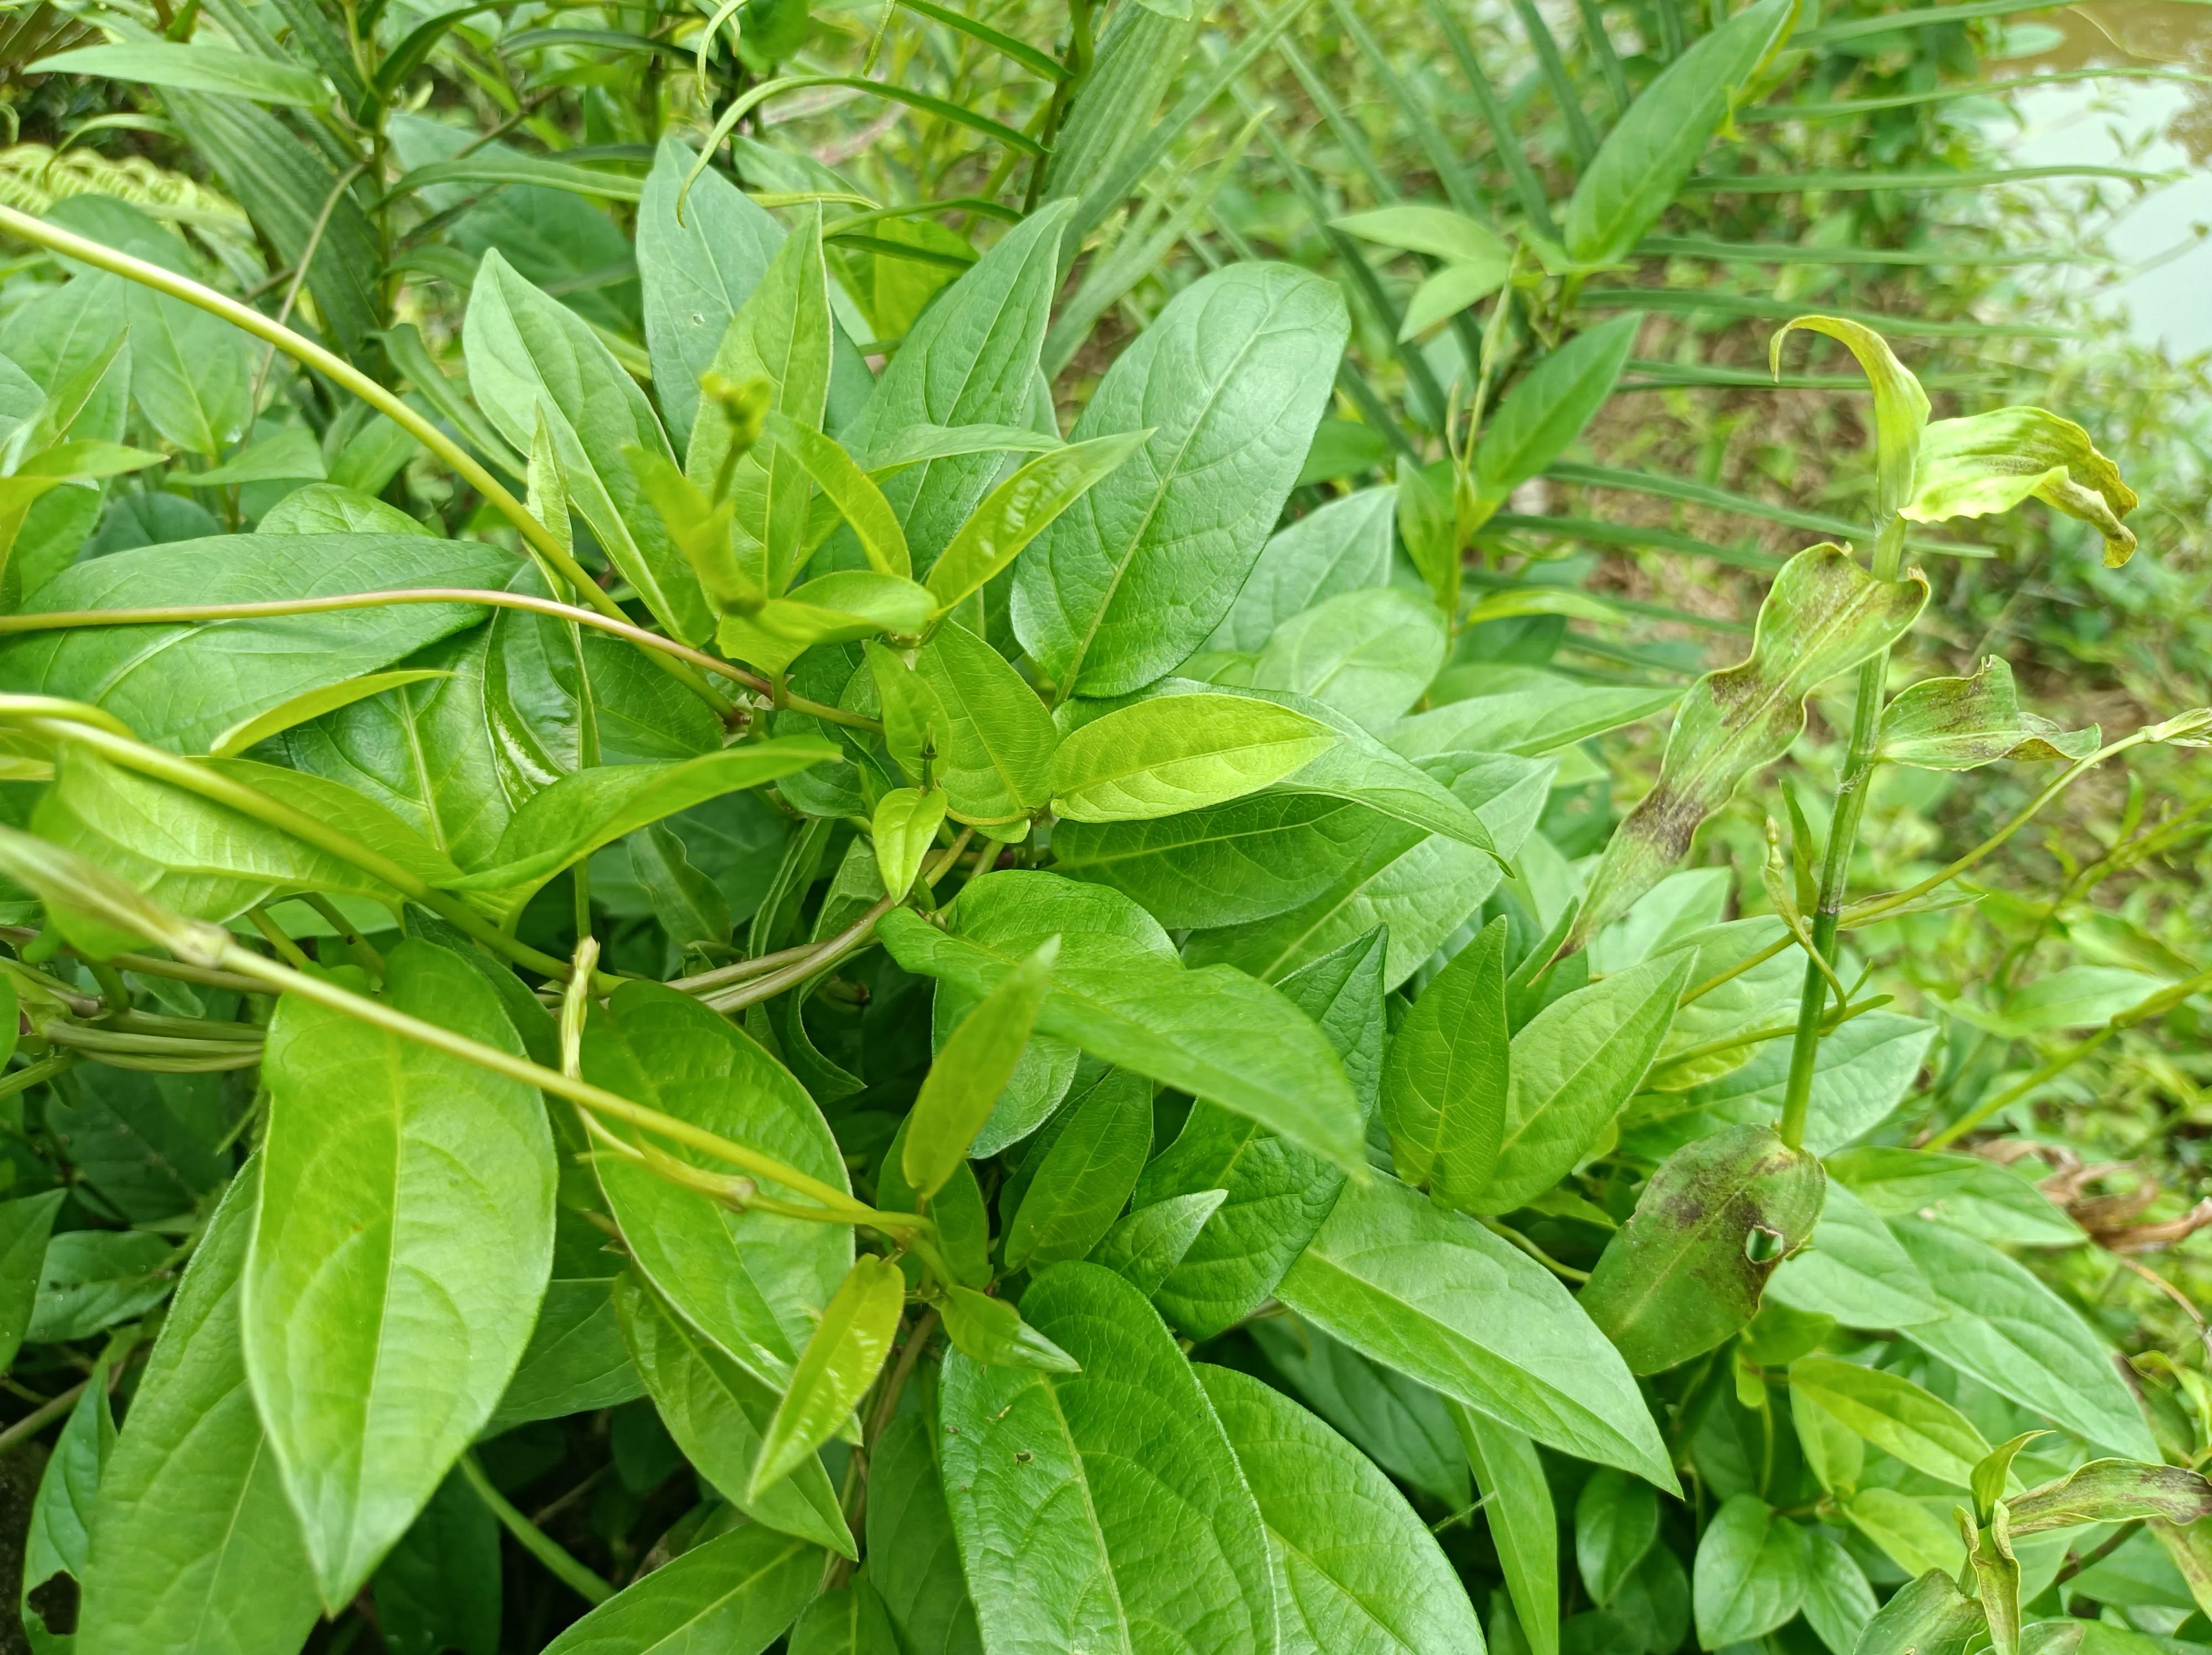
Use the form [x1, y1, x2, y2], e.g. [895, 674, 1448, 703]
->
[1880, 657, 2100, 771]
[1572, 544, 1927, 946]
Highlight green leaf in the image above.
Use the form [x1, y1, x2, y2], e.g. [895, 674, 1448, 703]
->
[1787, 1355, 1994, 1489]
[373, 1468, 500, 1655]
[914, 622, 1057, 825]
[1766, 1179, 1947, 1328]
[1334, 203, 1511, 269]
[870, 786, 947, 902]
[1472, 315, 1641, 516]
[1401, 262, 1513, 339]
[1134, 925, 1385, 1337]
[1832, 1148, 2085, 1248]
[1880, 657, 2100, 769]
[209, 669, 455, 760]
[1580, 1123, 1827, 1373]
[766, 413, 907, 579]
[938, 1262, 1275, 1654]
[1849, 1568, 1987, 1655]
[1257, 1317, 1470, 1511]
[1770, 316, 1930, 522]
[1575, 1467, 1658, 1605]
[1691, 1494, 1808, 1647]
[2008, 1459, 2212, 1535]
[749, 1253, 902, 1500]
[1207, 488, 1396, 653]
[486, 1277, 644, 1435]
[840, 204, 1071, 574]
[1890, 1218, 2160, 1459]
[614, 1273, 855, 1557]
[1276, 1172, 1677, 1487]
[464, 251, 712, 642]
[30, 40, 328, 103]
[0, 532, 513, 755]
[0, 1190, 64, 1373]
[1013, 264, 1349, 698]
[446, 741, 835, 909]
[1049, 693, 1339, 821]
[1004, 1067, 1153, 1271]
[1385, 917, 1510, 1206]
[77, 1164, 320, 1655]
[1089, 1189, 1227, 1296]
[1843, 1489, 1966, 1580]
[173, 429, 326, 489]
[924, 433, 1150, 613]
[789, 1580, 900, 1655]
[687, 214, 833, 599]
[716, 572, 936, 676]
[537, 1526, 821, 1655]
[1907, 405, 2139, 565]
[582, 982, 852, 1390]
[248, 940, 557, 1609]
[1240, 685, 1504, 855]
[1198, 1363, 1488, 1654]
[878, 878, 1366, 1174]
[23, 1354, 114, 1647]
[936, 1285, 1081, 1374]
[903, 938, 1056, 1198]
[638, 138, 786, 451]
[25, 1229, 172, 1342]
[1477, 952, 1693, 1214]
[1456, 1410, 1558, 1655]
[865, 1413, 982, 1654]
[1802, 1529, 1879, 1655]
[1561, 0, 1798, 267]
[1573, 543, 1929, 944]
[1253, 586, 1447, 728]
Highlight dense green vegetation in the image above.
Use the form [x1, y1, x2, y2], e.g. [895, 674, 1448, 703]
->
[1, 0, 2210, 1650]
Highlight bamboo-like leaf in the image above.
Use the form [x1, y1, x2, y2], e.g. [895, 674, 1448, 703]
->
[1573, 544, 1929, 945]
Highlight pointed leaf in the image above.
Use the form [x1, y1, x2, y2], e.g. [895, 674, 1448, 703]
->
[748, 1255, 903, 1501]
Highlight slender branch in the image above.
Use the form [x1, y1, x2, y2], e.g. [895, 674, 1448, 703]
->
[0, 1379, 88, 1456]
[0, 927, 268, 996]
[249, 161, 367, 411]
[0, 1052, 79, 1101]
[458, 1451, 613, 1605]
[0, 591, 878, 732]
[0, 202, 728, 716]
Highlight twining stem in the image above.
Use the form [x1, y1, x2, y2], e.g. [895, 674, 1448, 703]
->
[0, 589, 880, 732]
[458, 1452, 613, 1605]
[1776, 517, 1907, 1151]
[0, 202, 729, 717]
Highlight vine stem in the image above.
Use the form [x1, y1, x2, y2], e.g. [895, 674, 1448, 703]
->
[0, 202, 729, 717]
[457, 1451, 613, 1604]
[0, 590, 880, 732]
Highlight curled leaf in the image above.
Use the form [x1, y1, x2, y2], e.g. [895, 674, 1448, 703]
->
[1879, 657, 2100, 769]
[1770, 315, 1929, 521]
[2006, 1458, 2212, 1536]
[1906, 405, 2140, 566]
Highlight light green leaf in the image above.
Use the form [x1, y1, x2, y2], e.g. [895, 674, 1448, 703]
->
[1476, 952, 1693, 1214]
[878, 877, 1365, 1174]
[765, 413, 907, 578]
[936, 1285, 1081, 1374]
[1843, 1490, 1966, 1580]
[464, 251, 711, 642]
[31, 40, 327, 103]
[1787, 1355, 1992, 1489]
[1770, 315, 1929, 522]
[903, 938, 1056, 1198]
[870, 786, 947, 901]
[1471, 315, 1641, 517]
[1253, 586, 1447, 728]
[1401, 261, 1512, 339]
[1573, 543, 1929, 944]
[1906, 405, 2139, 565]
[1208, 487, 1396, 653]
[1013, 264, 1349, 698]
[914, 621, 1057, 824]
[1562, 0, 1798, 267]
[1831, 1148, 2085, 1247]
[77, 1164, 320, 1655]
[537, 1526, 820, 1655]
[938, 1262, 1275, 1655]
[174, 429, 326, 489]
[1392, 678, 1679, 760]
[1005, 1067, 1153, 1271]
[924, 432, 1150, 613]
[247, 940, 557, 1609]
[445, 741, 835, 908]
[1334, 204, 1511, 268]
[1848, 1568, 1986, 1655]
[0, 533, 512, 754]
[1580, 1123, 1827, 1373]
[1691, 1495, 1808, 1647]
[583, 982, 852, 1390]
[749, 1254, 903, 1501]
[1767, 1178, 1948, 1328]
[1133, 926, 1385, 1337]
[259, 485, 431, 537]
[614, 1274, 855, 1558]
[1049, 693, 1338, 821]
[1457, 1409, 1558, 1655]
[1802, 1529, 1879, 1655]
[1199, 1363, 1487, 1655]
[1891, 1218, 2159, 1459]
[1090, 1189, 1227, 1297]
[209, 669, 453, 759]
[1276, 1172, 1677, 1488]
[1384, 917, 1510, 1206]
[1880, 657, 2100, 769]
[716, 571, 936, 676]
